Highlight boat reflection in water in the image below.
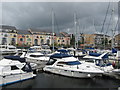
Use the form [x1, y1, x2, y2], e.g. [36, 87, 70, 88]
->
[1, 78, 35, 89]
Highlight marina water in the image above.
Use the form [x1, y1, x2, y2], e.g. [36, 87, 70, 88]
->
[1, 72, 120, 89]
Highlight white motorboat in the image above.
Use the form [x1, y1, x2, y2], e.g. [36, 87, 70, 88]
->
[0, 45, 17, 55]
[0, 59, 36, 86]
[4, 51, 38, 73]
[26, 52, 50, 65]
[43, 53, 110, 78]
[83, 52, 108, 60]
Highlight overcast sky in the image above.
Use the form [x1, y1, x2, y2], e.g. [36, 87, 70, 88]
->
[1, 2, 119, 35]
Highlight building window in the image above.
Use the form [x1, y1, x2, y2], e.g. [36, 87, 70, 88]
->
[41, 39, 44, 45]
[26, 36, 29, 38]
[20, 38, 24, 41]
[2, 38, 7, 45]
[4, 34, 8, 37]
[22, 35, 25, 37]
[58, 40, 60, 42]
[34, 39, 38, 45]
[27, 38, 31, 41]
[37, 36, 39, 38]
[62, 40, 64, 42]
[14, 34, 16, 37]
[11, 38, 15, 45]
[40, 36, 42, 38]
[47, 39, 50, 45]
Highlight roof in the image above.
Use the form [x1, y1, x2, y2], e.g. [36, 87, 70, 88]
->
[115, 33, 120, 37]
[29, 28, 52, 33]
[93, 34, 110, 37]
[56, 33, 65, 37]
[0, 25, 16, 30]
[60, 32, 70, 37]
[17, 30, 31, 35]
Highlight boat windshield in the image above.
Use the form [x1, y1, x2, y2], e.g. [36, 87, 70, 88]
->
[95, 59, 111, 67]
[85, 60, 95, 63]
[46, 59, 56, 65]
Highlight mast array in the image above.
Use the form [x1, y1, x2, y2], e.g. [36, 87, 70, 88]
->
[52, 9, 55, 52]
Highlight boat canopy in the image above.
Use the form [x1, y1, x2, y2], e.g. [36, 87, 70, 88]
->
[57, 49, 69, 53]
[89, 52, 101, 57]
[112, 48, 117, 53]
[85, 47, 94, 49]
[4, 56, 26, 63]
[50, 53, 72, 59]
[65, 61, 81, 65]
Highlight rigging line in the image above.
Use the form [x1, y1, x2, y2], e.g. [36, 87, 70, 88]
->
[113, 19, 119, 36]
[93, 17, 98, 33]
[105, 12, 112, 35]
[101, 2, 111, 33]
[54, 14, 60, 34]
[114, 18, 119, 32]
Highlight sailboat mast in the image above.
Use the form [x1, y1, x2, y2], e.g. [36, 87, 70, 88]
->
[111, 2, 115, 49]
[52, 9, 54, 52]
[74, 12, 77, 49]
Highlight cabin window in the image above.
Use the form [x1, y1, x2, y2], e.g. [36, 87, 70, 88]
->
[64, 70, 67, 71]
[85, 60, 94, 63]
[11, 66, 19, 70]
[30, 55, 44, 57]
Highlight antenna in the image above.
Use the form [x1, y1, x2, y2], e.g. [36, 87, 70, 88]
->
[74, 12, 77, 49]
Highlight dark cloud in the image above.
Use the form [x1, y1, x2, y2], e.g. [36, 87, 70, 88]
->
[1, 2, 118, 35]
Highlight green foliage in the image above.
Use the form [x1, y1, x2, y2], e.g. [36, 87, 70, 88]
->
[70, 34, 75, 46]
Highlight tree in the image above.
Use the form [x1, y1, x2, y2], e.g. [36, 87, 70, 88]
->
[70, 34, 75, 47]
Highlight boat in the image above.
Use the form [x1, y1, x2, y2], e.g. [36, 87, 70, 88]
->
[43, 53, 111, 78]
[82, 52, 114, 72]
[0, 58, 36, 86]
[83, 51, 108, 59]
[3, 51, 37, 73]
[0, 45, 17, 55]
[26, 49, 70, 65]
[26, 52, 50, 65]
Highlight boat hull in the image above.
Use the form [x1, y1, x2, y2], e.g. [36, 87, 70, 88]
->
[0, 72, 36, 86]
[43, 67, 100, 78]
[26, 58, 48, 65]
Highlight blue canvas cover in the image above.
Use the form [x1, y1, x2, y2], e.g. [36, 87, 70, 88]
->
[89, 52, 101, 57]
[57, 49, 69, 53]
[50, 53, 72, 59]
[4, 56, 26, 63]
[112, 48, 117, 53]
[66, 61, 81, 65]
